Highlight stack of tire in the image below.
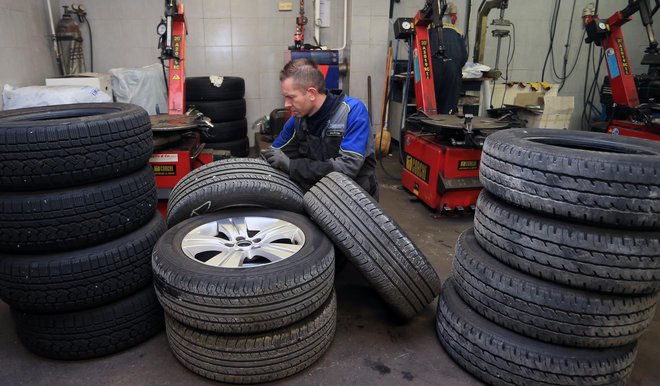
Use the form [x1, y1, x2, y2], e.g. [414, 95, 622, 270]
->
[151, 159, 441, 383]
[0, 103, 166, 360]
[436, 129, 660, 386]
[152, 158, 335, 383]
[185, 76, 249, 156]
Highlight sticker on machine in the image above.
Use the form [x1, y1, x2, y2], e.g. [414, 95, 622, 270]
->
[405, 155, 430, 182]
[457, 160, 479, 170]
[152, 164, 176, 176]
[150, 153, 179, 163]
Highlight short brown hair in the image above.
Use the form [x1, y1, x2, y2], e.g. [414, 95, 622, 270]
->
[279, 58, 326, 94]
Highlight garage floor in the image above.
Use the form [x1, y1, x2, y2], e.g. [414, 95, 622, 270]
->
[0, 147, 658, 386]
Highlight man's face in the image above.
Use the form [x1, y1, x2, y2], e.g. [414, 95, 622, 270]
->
[281, 78, 315, 118]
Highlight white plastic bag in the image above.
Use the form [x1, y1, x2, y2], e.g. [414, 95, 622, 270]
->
[2, 84, 112, 110]
[109, 64, 168, 115]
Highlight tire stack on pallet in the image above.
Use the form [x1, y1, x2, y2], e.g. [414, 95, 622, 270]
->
[0, 103, 166, 360]
[151, 159, 442, 383]
[436, 128, 660, 386]
[185, 76, 250, 156]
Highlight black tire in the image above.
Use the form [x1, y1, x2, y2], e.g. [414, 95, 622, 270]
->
[479, 128, 660, 229]
[0, 213, 165, 313]
[152, 209, 335, 334]
[165, 291, 336, 384]
[303, 172, 441, 318]
[0, 103, 153, 191]
[474, 190, 660, 294]
[166, 158, 304, 228]
[203, 136, 250, 157]
[0, 165, 157, 254]
[189, 99, 246, 122]
[452, 228, 657, 348]
[202, 118, 247, 143]
[12, 285, 164, 360]
[186, 76, 245, 100]
[436, 278, 637, 386]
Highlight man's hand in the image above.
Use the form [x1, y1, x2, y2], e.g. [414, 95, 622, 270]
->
[261, 148, 290, 173]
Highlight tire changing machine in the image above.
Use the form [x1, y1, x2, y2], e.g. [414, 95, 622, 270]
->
[583, 1, 660, 141]
[150, 0, 226, 218]
[397, 1, 508, 212]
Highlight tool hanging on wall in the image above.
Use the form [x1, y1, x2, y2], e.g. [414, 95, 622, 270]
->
[291, 0, 308, 50]
[55, 5, 85, 75]
[375, 45, 393, 156]
[70, 4, 93, 72]
[473, 0, 510, 79]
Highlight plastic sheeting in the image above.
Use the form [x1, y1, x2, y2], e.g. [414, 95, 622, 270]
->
[109, 63, 168, 115]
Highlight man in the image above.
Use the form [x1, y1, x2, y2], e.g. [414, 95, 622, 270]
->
[429, 2, 468, 114]
[262, 58, 379, 200]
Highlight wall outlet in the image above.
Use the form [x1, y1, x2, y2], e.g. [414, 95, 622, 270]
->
[278, 2, 293, 11]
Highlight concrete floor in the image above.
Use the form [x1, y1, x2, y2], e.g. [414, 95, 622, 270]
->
[1, 148, 658, 386]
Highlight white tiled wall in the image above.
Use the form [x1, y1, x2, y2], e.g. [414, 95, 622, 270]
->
[0, 0, 653, 138]
[0, 0, 59, 110]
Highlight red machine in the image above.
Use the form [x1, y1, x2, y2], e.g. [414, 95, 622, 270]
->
[398, 1, 507, 212]
[152, 1, 226, 218]
[157, 0, 187, 114]
[583, 0, 660, 140]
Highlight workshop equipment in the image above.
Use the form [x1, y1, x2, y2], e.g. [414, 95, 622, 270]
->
[290, 0, 308, 50]
[583, 0, 660, 141]
[402, 115, 508, 212]
[376, 45, 393, 156]
[397, 0, 509, 212]
[149, 113, 225, 218]
[55, 5, 85, 75]
[473, 0, 510, 79]
[157, 0, 187, 115]
[152, 1, 227, 218]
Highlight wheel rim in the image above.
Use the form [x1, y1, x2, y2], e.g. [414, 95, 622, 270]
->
[181, 216, 306, 268]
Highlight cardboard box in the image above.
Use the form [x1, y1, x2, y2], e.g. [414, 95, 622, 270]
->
[46, 72, 113, 98]
[511, 93, 574, 129]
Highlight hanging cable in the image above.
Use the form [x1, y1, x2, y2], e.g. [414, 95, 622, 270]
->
[541, 0, 561, 82]
[500, 23, 515, 107]
[552, 0, 577, 89]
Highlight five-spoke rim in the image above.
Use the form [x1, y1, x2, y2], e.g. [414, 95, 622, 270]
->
[181, 216, 306, 268]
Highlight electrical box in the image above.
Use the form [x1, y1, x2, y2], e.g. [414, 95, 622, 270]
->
[278, 2, 293, 11]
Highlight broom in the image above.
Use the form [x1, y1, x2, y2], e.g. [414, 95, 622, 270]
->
[375, 45, 392, 156]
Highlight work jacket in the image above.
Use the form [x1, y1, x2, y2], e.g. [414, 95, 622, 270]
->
[273, 90, 379, 199]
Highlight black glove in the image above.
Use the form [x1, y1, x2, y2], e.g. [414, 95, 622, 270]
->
[262, 148, 290, 173]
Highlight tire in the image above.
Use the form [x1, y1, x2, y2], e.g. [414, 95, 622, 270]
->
[166, 158, 304, 228]
[0, 213, 165, 313]
[202, 118, 247, 143]
[186, 76, 245, 101]
[479, 128, 660, 229]
[165, 291, 336, 384]
[203, 136, 250, 157]
[452, 228, 657, 348]
[12, 285, 164, 360]
[303, 172, 441, 318]
[474, 191, 660, 294]
[0, 103, 153, 191]
[189, 99, 246, 122]
[152, 209, 335, 334]
[436, 278, 637, 386]
[0, 165, 157, 254]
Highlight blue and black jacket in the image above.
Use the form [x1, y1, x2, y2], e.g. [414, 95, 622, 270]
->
[272, 90, 378, 199]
